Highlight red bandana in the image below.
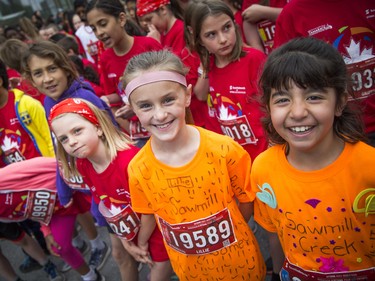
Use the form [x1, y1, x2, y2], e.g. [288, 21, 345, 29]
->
[48, 98, 99, 127]
[136, 0, 171, 17]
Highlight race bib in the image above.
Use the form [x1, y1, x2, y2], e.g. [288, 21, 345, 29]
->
[25, 190, 57, 225]
[129, 120, 151, 140]
[99, 201, 140, 241]
[219, 115, 258, 145]
[3, 147, 25, 164]
[158, 209, 236, 255]
[257, 20, 276, 55]
[348, 57, 375, 100]
[281, 259, 375, 281]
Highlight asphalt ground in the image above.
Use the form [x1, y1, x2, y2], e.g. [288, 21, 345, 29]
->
[0, 219, 272, 281]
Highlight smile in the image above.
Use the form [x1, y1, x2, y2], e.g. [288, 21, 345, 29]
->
[154, 120, 173, 129]
[290, 126, 312, 133]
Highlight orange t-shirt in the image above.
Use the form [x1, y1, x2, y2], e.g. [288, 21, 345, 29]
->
[129, 126, 265, 280]
[250, 142, 375, 274]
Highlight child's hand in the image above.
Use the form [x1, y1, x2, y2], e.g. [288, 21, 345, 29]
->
[147, 24, 161, 43]
[45, 234, 61, 257]
[121, 240, 153, 266]
[115, 104, 135, 119]
[137, 242, 153, 266]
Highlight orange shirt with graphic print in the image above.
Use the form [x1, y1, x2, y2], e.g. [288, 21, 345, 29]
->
[129, 126, 265, 281]
[250, 142, 375, 274]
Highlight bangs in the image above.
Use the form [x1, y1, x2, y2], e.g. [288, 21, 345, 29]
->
[263, 52, 331, 92]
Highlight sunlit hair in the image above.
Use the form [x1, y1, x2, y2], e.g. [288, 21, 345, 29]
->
[188, 0, 245, 72]
[21, 40, 79, 86]
[85, 0, 125, 18]
[52, 98, 132, 179]
[259, 37, 366, 145]
[0, 39, 28, 72]
[121, 49, 189, 99]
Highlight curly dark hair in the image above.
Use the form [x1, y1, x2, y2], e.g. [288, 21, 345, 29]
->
[259, 37, 367, 145]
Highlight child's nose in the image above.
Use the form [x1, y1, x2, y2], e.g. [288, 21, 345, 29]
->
[290, 101, 308, 119]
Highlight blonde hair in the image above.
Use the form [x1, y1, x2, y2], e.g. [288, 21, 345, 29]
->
[54, 98, 132, 179]
[121, 49, 189, 92]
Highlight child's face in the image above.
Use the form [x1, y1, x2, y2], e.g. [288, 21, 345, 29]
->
[199, 14, 236, 63]
[87, 8, 126, 49]
[269, 81, 343, 156]
[73, 14, 83, 31]
[139, 10, 167, 34]
[28, 56, 69, 101]
[130, 79, 192, 144]
[51, 113, 103, 159]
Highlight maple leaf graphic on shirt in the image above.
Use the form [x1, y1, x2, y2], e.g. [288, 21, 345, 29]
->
[1, 136, 19, 152]
[343, 38, 374, 64]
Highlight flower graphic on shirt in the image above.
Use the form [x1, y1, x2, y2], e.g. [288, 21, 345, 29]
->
[318, 256, 349, 273]
[1, 135, 20, 152]
[343, 39, 374, 64]
[256, 183, 277, 209]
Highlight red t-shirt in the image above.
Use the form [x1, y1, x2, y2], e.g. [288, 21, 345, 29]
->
[0, 92, 41, 167]
[208, 47, 268, 160]
[160, 19, 185, 55]
[179, 48, 209, 127]
[100, 36, 162, 96]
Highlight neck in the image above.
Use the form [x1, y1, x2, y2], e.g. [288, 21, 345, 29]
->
[151, 125, 200, 167]
[88, 144, 112, 173]
[113, 34, 134, 56]
[165, 17, 176, 34]
[287, 135, 345, 171]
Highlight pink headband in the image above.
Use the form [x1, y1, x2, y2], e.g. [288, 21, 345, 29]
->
[124, 71, 187, 99]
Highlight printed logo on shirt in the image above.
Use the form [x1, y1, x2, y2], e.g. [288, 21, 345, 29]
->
[19, 112, 31, 125]
[365, 8, 375, 19]
[108, 73, 117, 79]
[308, 24, 333, 36]
[9, 117, 19, 126]
[229, 85, 246, 95]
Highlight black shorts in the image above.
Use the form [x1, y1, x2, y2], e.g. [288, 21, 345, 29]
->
[0, 222, 26, 242]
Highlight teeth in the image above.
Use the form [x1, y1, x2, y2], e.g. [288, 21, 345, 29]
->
[157, 123, 169, 129]
[291, 126, 311, 132]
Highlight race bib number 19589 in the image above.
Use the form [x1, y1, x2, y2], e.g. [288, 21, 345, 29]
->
[158, 209, 236, 255]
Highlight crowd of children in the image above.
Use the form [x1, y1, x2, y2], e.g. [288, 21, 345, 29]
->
[0, 0, 374, 281]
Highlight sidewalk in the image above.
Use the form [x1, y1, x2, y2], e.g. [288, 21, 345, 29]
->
[0, 219, 271, 281]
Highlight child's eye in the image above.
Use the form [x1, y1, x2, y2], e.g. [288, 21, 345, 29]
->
[59, 136, 68, 144]
[163, 97, 175, 104]
[32, 71, 41, 78]
[73, 128, 82, 135]
[223, 23, 232, 32]
[49, 66, 58, 72]
[139, 103, 152, 110]
[307, 95, 323, 101]
[273, 97, 290, 104]
[205, 32, 215, 39]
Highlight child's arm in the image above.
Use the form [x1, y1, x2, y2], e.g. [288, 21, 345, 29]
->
[40, 224, 61, 256]
[194, 64, 210, 101]
[238, 201, 254, 222]
[268, 231, 285, 277]
[137, 214, 157, 265]
[242, 21, 265, 53]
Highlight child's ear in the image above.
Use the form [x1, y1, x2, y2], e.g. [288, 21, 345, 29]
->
[119, 12, 127, 28]
[335, 92, 348, 117]
[185, 84, 192, 107]
[96, 126, 104, 137]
